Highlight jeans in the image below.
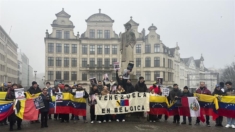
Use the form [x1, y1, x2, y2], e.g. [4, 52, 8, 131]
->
[183, 116, 192, 123]
[227, 118, 235, 125]
[90, 106, 95, 121]
[196, 115, 210, 124]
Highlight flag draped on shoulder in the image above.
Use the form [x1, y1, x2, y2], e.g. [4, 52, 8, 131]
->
[149, 95, 169, 115]
[0, 101, 13, 121]
[15, 99, 39, 121]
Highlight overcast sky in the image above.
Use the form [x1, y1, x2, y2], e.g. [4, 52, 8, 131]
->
[0, 0, 234, 74]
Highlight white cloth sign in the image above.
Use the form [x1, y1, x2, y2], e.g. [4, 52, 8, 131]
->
[14, 88, 25, 100]
[75, 91, 84, 98]
[95, 92, 149, 115]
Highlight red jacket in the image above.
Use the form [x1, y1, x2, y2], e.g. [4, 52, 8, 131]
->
[195, 87, 211, 95]
[149, 86, 161, 94]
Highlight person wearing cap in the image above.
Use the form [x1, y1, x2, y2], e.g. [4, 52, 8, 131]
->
[212, 84, 224, 127]
[224, 81, 235, 128]
[180, 86, 193, 125]
[39, 88, 52, 128]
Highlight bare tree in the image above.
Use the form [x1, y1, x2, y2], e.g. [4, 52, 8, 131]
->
[220, 62, 235, 86]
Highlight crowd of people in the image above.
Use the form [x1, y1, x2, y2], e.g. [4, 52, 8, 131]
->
[0, 70, 234, 131]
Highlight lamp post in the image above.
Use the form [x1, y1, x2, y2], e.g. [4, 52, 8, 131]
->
[34, 71, 37, 82]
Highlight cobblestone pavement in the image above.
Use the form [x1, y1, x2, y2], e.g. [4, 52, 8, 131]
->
[1, 116, 234, 132]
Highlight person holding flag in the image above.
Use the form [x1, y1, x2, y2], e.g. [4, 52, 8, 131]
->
[169, 84, 181, 124]
[180, 86, 193, 125]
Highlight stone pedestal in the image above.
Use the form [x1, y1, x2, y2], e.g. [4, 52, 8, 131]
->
[130, 74, 137, 85]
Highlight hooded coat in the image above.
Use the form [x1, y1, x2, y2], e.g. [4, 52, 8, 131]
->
[135, 81, 148, 92]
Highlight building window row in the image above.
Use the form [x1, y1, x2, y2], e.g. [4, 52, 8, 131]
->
[0, 64, 5, 72]
[56, 30, 70, 39]
[168, 59, 173, 68]
[48, 71, 77, 81]
[137, 44, 161, 54]
[7, 49, 17, 59]
[82, 45, 117, 55]
[81, 58, 118, 68]
[0, 42, 4, 51]
[48, 43, 77, 54]
[7, 58, 18, 69]
[89, 29, 110, 39]
[48, 57, 77, 67]
[7, 67, 17, 75]
[0, 53, 5, 61]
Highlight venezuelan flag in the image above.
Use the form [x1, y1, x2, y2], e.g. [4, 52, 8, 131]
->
[194, 93, 219, 121]
[0, 92, 7, 100]
[0, 101, 13, 121]
[168, 102, 179, 116]
[55, 93, 86, 116]
[25, 92, 41, 99]
[217, 96, 235, 118]
[149, 95, 169, 115]
[15, 99, 39, 121]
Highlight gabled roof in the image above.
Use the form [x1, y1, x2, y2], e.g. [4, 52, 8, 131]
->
[125, 16, 139, 26]
[56, 8, 71, 18]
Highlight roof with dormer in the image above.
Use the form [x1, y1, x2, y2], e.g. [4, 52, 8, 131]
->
[125, 16, 139, 26]
[55, 8, 71, 18]
[86, 9, 114, 23]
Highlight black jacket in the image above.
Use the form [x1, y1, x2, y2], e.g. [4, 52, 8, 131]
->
[213, 89, 225, 96]
[5, 89, 15, 101]
[125, 83, 135, 93]
[169, 88, 181, 102]
[39, 93, 52, 112]
[97, 85, 103, 93]
[135, 81, 147, 92]
[28, 86, 42, 94]
[181, 91, 193, 97]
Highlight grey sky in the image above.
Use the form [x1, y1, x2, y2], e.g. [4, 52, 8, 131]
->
[0, 0, 234, 74]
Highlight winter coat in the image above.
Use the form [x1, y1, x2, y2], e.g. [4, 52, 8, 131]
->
[125, 83, 135, 93]
[27, 86, 42, 94]
[135, 81, 148, 92]
[195, 87, 211, 95]
[97, 85, 103, 93]
[181, 91, 193, 97]
[149, 85, 161, 94]
[169, 88, 181, 102]
[39, 93, 52, 112]
[212, 89, 225, 96]
[101, 89, 110, 95]
[225, 88, 235, 96]
[5, 88, 15, 101]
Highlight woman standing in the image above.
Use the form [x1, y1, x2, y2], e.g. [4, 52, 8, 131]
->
[5, 84, 22, 131]
[39, 88, 52, 128]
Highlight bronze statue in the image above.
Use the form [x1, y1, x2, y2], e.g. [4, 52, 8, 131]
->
[120, 23, 136, 72]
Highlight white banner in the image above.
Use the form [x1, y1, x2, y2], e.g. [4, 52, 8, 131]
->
[95, 92, 149, 115]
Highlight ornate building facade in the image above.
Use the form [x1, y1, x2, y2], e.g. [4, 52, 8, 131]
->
[45, 9, 210, 88]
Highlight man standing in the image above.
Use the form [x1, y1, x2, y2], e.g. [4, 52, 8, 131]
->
[169, 84, 181, 124]
[135, 77, 147, 92]
[195, 82, 211, 127]
[125, 79, 135, 93]
[181, 86, 193, 125]
[28, 81, 42, 123]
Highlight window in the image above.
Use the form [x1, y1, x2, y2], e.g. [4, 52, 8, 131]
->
[154, 71, 160, 80]
[56, 43, 62, 53]
[72, 44, 77, 54]
[145, 57, 151, 67]
[56, 71, 61, 79]
[104, 30, 110, 39]
[56, 57, 62, 67]
[56, 30, 62, 39]
[168, 72, 173, 82]
[82, 73, 87, 81]
[154, 57, 160, 67]
[145, 45, 151, 53]
[163, 71, 165, 81]
[97, 58, 102, 67]
[136, 44, 141, 53]
[64, 31, 70, 39]
[90, 45, 95, 54]
[154, 44, 160, 53]
[48, 57, 54, 66]
[112, 58, 117, 64]
[64, 44, 69, 53]
[64, 71, 69, 80]
[71, 58, 77, 67]
[145, 72, 151, 81]
[97, 30, 103, 38]
[168, 59, 173, 68]
[48, 43, 54, 53]
[82, 45, 87, 54]
[97, 73, 102, 81]
[90, 58, 95, 67]
[71, 71, 77, 81]
[104, 58, 110, 67]
[82, 58, 87, 67]
[89, 29, 95, 38]
[112, 73, 116, 81]
[104, 45, 110, 54]
[136, 58, 141, 67]
[48, 71, 54, 80]
[90, 73, 95, 78]
[64, 57, 69, 67]
[112, 45, 117, 54]
[163, 58, 165, 67]
[136, 71, 141, 80]
[97, 45, 103, 54]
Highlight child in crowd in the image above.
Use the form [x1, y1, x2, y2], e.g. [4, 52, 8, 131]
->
[101, 86, 112, 122]
[115, 85, 126, 122]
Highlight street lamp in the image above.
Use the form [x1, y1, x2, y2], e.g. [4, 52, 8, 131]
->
[34, 71, 37, 82]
